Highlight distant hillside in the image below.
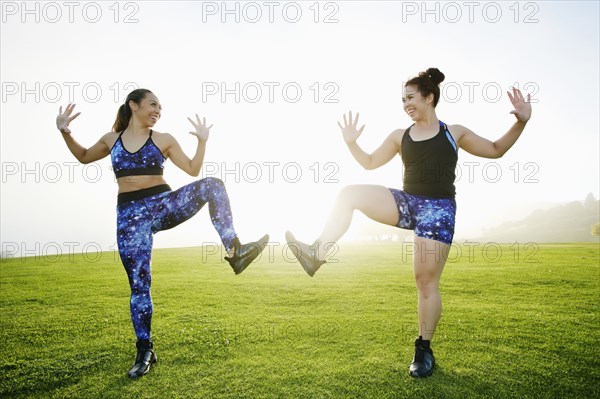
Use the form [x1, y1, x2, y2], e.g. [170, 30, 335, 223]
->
[478, 194, 600, 243]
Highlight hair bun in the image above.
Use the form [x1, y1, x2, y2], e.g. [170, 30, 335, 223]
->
[424, 68, 445, 85]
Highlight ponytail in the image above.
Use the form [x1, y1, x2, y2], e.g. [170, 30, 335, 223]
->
[112, 88, 153, 132]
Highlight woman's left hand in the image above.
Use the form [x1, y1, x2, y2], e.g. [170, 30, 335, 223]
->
[188, 114, 213, 142]
[507, 87, 532, 123]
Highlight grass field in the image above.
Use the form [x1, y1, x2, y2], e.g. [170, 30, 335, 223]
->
[1, 242, 599, 398]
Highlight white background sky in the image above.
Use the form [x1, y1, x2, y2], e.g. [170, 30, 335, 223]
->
[1, 1, 599, 257]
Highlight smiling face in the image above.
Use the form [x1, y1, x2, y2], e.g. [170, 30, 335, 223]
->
[402, 84, 433, 121]
[130, 92, 162, 127]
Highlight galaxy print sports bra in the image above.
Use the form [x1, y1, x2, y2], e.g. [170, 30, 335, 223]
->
[110, 130, 165, 178]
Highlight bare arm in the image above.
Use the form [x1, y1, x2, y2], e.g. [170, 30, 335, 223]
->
[457, 87, 532, 159]
[165, 114, 212, 177]
[61, 132, 111, 164]
[346, 130, 402, 170]
[339, 111, 401, 170]
[57, 104, 111, 164]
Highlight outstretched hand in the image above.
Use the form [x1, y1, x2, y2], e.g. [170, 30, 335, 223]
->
[56, 104, 81, 134]
[337, 111, 365, 144]
[187, 114, 213, 142]
[507, 87, 532, 123]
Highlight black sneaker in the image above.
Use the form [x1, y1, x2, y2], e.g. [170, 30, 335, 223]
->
[224, 234, 269, 275]
[128, 340, 157, 378]
[409, 337, 435, 377]
[285, 231, 326, 277]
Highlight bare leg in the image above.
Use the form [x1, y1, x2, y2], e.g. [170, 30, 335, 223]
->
[314, 185, 399, 260]
[412, 236, 450, 341]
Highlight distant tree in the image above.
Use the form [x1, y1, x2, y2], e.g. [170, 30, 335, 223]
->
[592, 222, 600, 237]
[585, 192, 597, 208]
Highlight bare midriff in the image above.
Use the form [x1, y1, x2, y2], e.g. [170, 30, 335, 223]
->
[117, 175, 169, 194]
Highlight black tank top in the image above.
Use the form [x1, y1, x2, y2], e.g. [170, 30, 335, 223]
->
[400, 121, 458, 198]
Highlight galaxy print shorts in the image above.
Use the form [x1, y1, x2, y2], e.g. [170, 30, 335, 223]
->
[388, 189, 456, 245]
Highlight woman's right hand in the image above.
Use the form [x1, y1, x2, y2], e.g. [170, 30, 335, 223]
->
[56, 103, 81, 134]
[337, 111, 365, 144]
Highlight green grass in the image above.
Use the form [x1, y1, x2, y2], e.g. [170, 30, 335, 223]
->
[1, 242, 599, 398]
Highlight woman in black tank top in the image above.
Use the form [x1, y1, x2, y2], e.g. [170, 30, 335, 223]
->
[286, 68, 532, 377]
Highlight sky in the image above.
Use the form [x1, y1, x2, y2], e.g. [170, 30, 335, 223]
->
[1, 1, 599, 258]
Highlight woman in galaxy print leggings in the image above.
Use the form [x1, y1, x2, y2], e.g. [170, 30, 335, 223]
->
[56, 89, 269, 378]
[285, 68, 532, 377]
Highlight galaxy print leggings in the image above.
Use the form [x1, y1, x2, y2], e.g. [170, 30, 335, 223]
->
[116, 178, 237, 341]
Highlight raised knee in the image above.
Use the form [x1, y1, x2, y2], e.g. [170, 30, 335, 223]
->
[337, 185, 361, 204]
[339, 185, 360, 195]
[201, 176, 224, 187]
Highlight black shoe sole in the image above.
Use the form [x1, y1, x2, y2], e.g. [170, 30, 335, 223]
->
[225, 234, 270, 274]
[409, 367, 433, 378]
[128, 353, 157, 378]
